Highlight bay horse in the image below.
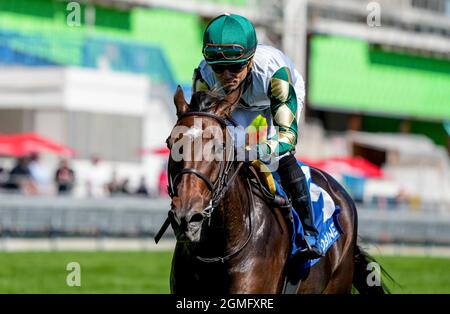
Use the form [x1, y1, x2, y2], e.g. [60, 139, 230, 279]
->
[163, 85, 390, 294]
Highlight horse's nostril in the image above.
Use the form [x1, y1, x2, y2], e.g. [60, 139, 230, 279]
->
[187, 212, 204, 224]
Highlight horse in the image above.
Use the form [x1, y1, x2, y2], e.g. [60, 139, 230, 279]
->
[162, 85, 390, 294]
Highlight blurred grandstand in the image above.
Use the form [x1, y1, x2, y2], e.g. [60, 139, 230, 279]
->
[0, 0, 449, 249]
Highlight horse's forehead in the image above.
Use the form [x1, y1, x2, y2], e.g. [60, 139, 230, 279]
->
[172, 115, 227, 142]
[177, 115, 219, 129]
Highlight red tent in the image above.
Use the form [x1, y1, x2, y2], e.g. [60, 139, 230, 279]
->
[299, 156, 383, 178]
[0, 133, 76, 157]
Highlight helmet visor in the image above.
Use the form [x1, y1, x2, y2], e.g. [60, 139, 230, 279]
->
[203, 44, 246, 62]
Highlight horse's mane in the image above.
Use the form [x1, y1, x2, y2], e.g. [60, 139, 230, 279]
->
[189, 88, 225, 112]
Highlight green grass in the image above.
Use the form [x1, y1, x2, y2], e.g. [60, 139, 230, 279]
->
[0, 251, 173, 293]
[376, 255, 450, 294]
[0, 251, 448, 293]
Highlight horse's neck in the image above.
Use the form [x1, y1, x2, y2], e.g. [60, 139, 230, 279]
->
[205, 171, 250, 252]
[222, 173, 251, 248]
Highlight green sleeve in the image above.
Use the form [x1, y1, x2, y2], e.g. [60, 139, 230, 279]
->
[258, 66, 298, 158]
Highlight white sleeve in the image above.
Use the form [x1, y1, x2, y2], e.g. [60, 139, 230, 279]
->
[293, 69, 306, 118]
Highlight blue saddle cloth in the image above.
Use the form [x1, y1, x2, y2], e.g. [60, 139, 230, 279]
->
[273, 161, 342, 268]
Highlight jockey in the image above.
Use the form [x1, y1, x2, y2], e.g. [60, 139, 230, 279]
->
[192, 13, 324, 260]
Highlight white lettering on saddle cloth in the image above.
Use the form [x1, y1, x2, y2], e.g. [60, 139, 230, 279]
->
[320, 223, 339, 252]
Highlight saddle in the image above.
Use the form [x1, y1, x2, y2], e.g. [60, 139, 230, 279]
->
[247, 160, 291, 215]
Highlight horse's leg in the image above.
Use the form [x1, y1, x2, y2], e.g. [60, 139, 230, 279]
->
[171, 243, 225, 294]
[321, 206, 355, 293]
[323, 200, 356, 293]
[171, 243, 231, 294]
[297, 257, 332, 293]
[298, 168, 357, 294]
[319, 171, 357, 293]
[227, 258, 286, 293]
[227, 197, 290, 294]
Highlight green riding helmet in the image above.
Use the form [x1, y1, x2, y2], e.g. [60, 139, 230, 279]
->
[202, 13, 257, 65]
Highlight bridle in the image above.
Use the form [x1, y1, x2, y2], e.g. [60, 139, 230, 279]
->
[168, 111, 242, 227]
[160, 110, 254, 263]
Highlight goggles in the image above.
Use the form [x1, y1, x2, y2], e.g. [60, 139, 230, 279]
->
[203, 44, 246, 61]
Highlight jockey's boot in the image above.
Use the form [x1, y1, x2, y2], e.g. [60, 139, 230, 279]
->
[278, 154, 325, 260]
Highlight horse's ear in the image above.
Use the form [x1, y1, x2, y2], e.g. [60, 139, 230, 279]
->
[174, 85, 189, 118]
[213, 85, 243, 117]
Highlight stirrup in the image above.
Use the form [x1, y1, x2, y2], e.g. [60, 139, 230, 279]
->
[296, 245, 324, 260]
[300, 235, 325, 260]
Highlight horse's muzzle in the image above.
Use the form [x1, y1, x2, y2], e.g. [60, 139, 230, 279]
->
[169, 209, 205, 243]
